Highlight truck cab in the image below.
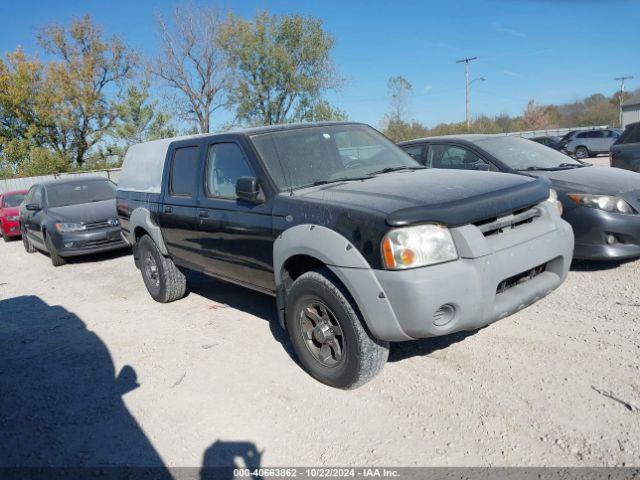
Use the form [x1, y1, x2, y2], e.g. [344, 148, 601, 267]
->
[117, 122, 574, 389]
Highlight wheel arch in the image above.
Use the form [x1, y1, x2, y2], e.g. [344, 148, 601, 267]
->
[129, 207, 168, 256]
[273, 224, 410, 341]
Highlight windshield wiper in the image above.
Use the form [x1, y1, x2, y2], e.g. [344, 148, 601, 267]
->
[519, 164, 583, 171]
[558, 162, 587, 168]
[368, 165, 425, 175]
[303, 176, 372, 188]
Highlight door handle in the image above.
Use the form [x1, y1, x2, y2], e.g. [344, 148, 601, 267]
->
[198, 210, 209, 218]
[164, 206, 173, 214]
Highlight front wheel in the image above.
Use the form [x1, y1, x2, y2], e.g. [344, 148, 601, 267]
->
[45, 234, 66, 267]
[286, 268, 389, 389]
[137, 235, 186, 303]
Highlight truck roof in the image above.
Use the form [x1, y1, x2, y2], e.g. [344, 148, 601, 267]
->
[117, 122, 363, 194]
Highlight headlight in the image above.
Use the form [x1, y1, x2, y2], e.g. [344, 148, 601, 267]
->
[55, 222, 87, 233]
[6, 215, 19, 221]
[567, 194, 635, 214]
[547, 189, 563, 215]
[381, 224, 458, 270]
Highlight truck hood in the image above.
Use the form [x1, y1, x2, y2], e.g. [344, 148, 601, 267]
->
[46, 199, 118, 223]
[527, 165, 640, 196]
[297, 169, 549, 227]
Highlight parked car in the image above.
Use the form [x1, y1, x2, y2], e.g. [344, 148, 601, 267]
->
[19, 177, 127, 266]
[0, 189, 28, 241]
[399, 135, 640, 260]
[117, 122, 573, 389]
[530, 136, 565, 152]
[610, 121, 640, 172]
[561, 128, 622, 159]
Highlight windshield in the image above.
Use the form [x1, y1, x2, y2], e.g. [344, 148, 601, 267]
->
[46, 179, 116, 208]
[474, 136, 583, 170]
[250, 124, 420, 190]
[2, 193, 25, 207]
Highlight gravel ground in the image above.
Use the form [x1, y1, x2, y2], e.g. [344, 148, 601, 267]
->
[1, 156, 638, 469]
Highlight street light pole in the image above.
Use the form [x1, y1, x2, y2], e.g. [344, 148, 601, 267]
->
[456, 56, 477, 129]
[614, 76, 633, 128]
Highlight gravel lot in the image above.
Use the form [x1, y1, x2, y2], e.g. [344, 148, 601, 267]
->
[1, 155, 638, 468]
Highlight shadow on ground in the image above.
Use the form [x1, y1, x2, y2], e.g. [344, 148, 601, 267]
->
[570, 258, 633, 272]
[0, 295, 170, 471]
[388, 330, 477, 362]
[0, 295, 264, 476]
[184, 270, 297, 362]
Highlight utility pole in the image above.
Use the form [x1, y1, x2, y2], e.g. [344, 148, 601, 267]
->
[456, 56, 477, 129]
[614, 76, 633, 128]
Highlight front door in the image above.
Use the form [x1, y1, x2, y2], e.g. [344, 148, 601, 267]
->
[196, 141, 274, 292]
[24, 186, 46, 249]
[158, 144, 202, 268]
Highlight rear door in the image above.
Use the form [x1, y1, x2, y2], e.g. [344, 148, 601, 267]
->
[196, 138, 275, 292]
[158, 143, 202, 268]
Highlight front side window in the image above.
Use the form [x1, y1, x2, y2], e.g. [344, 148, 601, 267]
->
[623, 124, 640, 144]
[45, 180, 115, 208]
[2, 193, 25, 207]
[402, 145, 426, 163]
[170, 146, 200, 197]
[205, 143, 253, 199]
[426, 145, 494, 171]
[250, 124, 419, 190]
[33, 187, 44, 206]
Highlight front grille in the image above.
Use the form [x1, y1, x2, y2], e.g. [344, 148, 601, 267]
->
[84, 220, 112, 230]
[496, 263, 546, 294]
[474, 206, 541, 237]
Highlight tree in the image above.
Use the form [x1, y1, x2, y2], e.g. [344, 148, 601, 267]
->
[386, 76, 413, 122]
[521, 100, 555, 131]
[151, 4, 229, 133]
[383, 119, 429, 143]
[221, 11, 340, 126]
[38, 15, 137, 166]
[296, 99, 347, 122]
[109, 82, 177, 160]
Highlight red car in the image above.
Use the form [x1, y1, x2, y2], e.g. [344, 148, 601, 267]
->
[0, 189, 28, 241]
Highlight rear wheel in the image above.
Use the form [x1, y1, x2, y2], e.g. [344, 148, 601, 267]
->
[22, 225, 36, 253]
[45, 233, 66, 267]
[574, 146, 589, 159]
[286, 267, 389, 389]
[137, 235, 186, 303]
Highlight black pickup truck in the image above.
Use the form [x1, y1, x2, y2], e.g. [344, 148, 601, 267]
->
[116, 122, 574, 389]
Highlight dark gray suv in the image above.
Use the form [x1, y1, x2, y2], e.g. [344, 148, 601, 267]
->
[611, 122, 640, 172]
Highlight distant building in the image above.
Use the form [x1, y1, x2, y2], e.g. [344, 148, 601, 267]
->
[622, 93, 640, 127]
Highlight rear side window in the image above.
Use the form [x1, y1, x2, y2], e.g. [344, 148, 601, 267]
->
[169, 146, 200, 197]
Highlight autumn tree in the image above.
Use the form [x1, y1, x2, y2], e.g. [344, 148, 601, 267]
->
[521, 100, 555, 131]
[38, 15, 137, 166]
[151, 4, 229, 133]
[221, 11, 341, 126]
[109, 82, 176, 160]
[386, 76, 413, 122]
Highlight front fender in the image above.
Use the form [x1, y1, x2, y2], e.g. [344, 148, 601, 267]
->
[273, 224, 412, 341]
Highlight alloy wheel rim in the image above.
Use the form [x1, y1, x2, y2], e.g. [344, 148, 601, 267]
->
[143, 252, 160, 289]
[299, 300, 345, 368]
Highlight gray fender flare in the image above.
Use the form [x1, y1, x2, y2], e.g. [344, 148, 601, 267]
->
[273, 224, 411, 342]
[129, 207, 168, 256]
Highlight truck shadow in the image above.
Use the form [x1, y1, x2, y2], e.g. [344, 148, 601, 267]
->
[0, 295, 170, 473]
[388, 330, 477, 362]
[183, 270, 298, 362]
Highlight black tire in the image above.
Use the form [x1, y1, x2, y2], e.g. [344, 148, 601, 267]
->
[286, 267, 389, 389]
[574, 146, 589, 159]
[137, 235, 186, 303]
[45, 233, 66, 267]
[22, 225, 36, 253]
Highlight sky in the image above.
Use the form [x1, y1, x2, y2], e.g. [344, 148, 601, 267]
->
[0, 0, 638, 130]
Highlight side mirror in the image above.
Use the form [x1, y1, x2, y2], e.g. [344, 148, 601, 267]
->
[26, 203, 41, 211]
[236, 176, 263, 204]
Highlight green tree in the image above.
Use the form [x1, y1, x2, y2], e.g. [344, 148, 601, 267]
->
[383, 119, 430, 143]
[296, 99, 347, 122]
[221, 11, 340, 125]
[109, 82, 177, 160]
[38, 15, 137, 167]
